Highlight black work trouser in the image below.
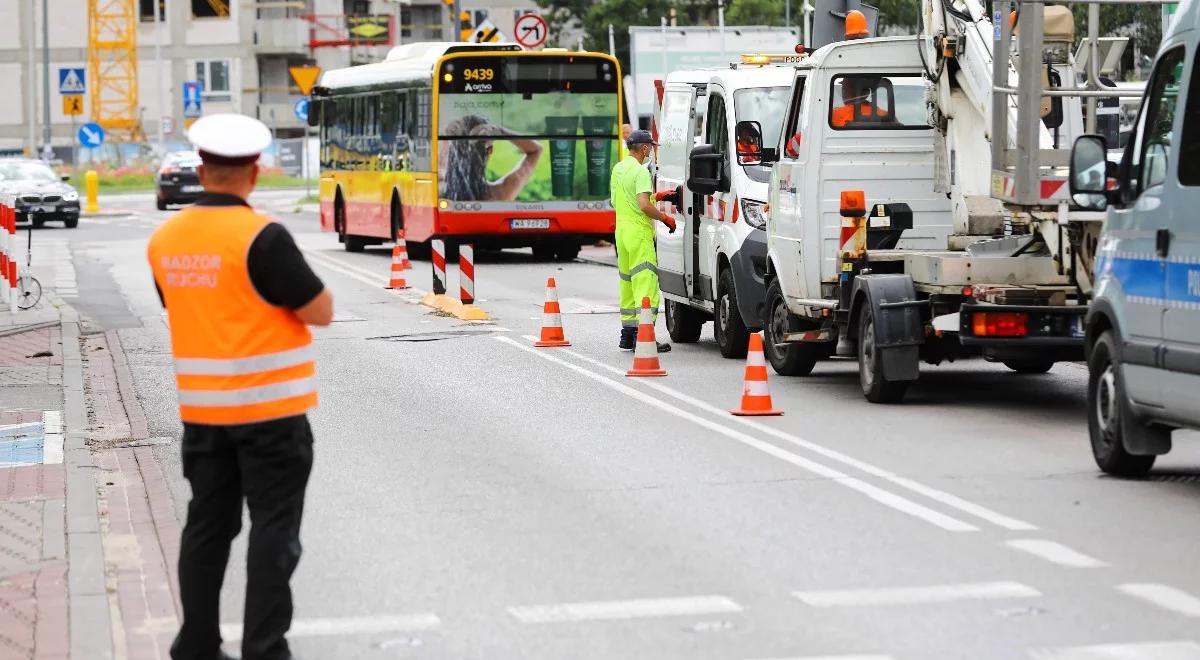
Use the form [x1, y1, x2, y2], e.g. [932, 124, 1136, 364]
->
[170, 415, 314, 660]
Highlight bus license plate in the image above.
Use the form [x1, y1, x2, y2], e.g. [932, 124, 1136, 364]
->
[510, 219, 550, 230]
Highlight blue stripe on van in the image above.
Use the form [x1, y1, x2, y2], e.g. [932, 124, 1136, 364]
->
[1098, 255, 1200, 304]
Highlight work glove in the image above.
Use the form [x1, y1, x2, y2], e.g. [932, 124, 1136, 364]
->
[660, 215, 677, 233]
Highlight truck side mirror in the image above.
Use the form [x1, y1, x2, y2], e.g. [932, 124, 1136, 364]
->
[735, 120, 764, 166]
[688, 144, 722, 196]
[1069, 134, 1110, 210]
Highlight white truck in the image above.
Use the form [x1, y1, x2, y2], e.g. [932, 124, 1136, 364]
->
[722, 21, 1107, 402]
[652, 60, 795, 358]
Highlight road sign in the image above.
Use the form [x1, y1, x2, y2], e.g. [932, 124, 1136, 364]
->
[183, 80, 202, 118]
[58, 68, 86, 95]
[62, 95, 84, 116]
[294, 98, 310, 122]
[514, 13, 548, 49]
[468, 19, 504, 43]
[162, 116, 175, 135]
[289, 66, 322, 96]
[78, 122, 105, 148]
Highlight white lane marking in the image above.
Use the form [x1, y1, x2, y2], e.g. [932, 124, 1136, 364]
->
[1005, 540, 1108, 568]
[1028, 641, 1200, 659]
[793, 581, 1040, 607]
[496, 336, 977, 532]
[1117, 584, 1200, 617]
[302, 248, 429, 296]
[219, 613, 440, 641]
[549, 343, 1035, 532]
[508, 595, 742, 623]
[748, 656, 894, 660]
[42, 410, 63, 465]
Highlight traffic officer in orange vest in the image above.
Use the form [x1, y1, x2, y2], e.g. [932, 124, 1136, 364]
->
[148, 113, 333, 660]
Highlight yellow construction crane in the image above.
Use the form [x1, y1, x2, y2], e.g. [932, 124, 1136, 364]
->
[88, 0, 143, 142]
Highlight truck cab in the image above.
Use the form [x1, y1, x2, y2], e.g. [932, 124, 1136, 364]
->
[652, 61, 795, 358]
[1069, 0, 1200, 476]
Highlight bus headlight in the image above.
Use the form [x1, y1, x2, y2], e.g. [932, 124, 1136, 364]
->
[438, 199, 449, 209]
[741, 198, 768, 230]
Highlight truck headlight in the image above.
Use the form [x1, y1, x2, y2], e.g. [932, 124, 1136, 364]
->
[741, 198, 767, 230]
[62, 190, 79, 202]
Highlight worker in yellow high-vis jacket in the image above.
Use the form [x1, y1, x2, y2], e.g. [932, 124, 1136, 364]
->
[611, 129, 676, 352]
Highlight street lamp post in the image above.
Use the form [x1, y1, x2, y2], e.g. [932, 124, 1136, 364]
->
[41, 0, 51, 161]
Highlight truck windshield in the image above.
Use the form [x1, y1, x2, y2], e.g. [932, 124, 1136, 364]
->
[734, 86, 790, 181]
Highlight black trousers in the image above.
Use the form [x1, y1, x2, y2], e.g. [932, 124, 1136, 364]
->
[170, 415, 314, 660]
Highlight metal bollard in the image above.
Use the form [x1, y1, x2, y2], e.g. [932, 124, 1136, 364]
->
[85, 170, 99, 213]
[459, 243, 474, 305]
[431, 239, 447, 295]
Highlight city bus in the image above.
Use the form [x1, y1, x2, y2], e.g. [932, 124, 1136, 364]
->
[309, 42, 623, 262]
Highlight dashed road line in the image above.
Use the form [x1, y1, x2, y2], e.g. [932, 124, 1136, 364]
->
[502, 335, 977, 532]
[219, 613, 441, 641]
[1117, 584, 1200, 617]
[1028, 640, 1200, 659]
[508, 595, 742, 623]
[792, 581, 1041, 607]
[530, 338, 1034, 532]
[1005, 540, 1108, 568]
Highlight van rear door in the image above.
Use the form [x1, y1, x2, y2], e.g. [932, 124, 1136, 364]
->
[655, 84, 701, 297]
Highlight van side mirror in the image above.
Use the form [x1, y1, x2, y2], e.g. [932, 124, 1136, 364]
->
[1069, 134, 1111, 210]
[688, 144, 722, 196]
[735, 120, 764, 165]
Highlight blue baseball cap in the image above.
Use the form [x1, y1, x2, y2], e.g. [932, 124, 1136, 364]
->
[626, 129, 658, 146]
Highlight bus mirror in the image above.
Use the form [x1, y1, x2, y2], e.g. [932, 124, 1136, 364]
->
[688, 144, 721, 196]
[307, 99, 322, 128]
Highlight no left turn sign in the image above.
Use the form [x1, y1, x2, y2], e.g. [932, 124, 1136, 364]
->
[514, 13, 548, 49]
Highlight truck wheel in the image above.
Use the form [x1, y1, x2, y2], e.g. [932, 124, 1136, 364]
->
[714, 267, 749, 359]
[1088, 330, 1156, 476]
[1003, 359, 1054, 374]
[763, 278, 818, 376]
[665, 299, 704, 343]
[858, 304, 908, 403]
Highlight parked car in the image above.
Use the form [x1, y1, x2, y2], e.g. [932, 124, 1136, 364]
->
[0, 159, 81, 228]
[156, 151, 204, 210]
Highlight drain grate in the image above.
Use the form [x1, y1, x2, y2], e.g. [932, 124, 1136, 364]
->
[367, 329, 498, 342]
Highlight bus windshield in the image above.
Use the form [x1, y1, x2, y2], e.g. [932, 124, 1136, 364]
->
[437, 55, 620, 203]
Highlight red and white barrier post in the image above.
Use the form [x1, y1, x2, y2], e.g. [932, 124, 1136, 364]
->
[6, 202, 16, 313]
[459, 243, 475, 305]
[431, 239, 447, 295]
[1, 201, 10, 307]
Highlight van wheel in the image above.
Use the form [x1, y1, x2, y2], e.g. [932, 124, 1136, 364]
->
[665, 299, 704, 343]
[714, 267, 749, 359]
[762, 278, 818, 376]
[1088, 331, 1156, 476]
[1003, 359, 1054, 374]
[858, 304, 908, 403]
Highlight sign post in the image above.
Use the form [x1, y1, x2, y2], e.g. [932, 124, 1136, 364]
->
[514, 13, 548, 49]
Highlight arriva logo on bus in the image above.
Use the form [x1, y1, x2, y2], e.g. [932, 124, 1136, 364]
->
[463, 82, 495, 92]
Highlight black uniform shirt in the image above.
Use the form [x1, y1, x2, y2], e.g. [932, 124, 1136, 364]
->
[155, 193, 325, 309]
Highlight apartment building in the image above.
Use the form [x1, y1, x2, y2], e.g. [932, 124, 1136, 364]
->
[0, 0, 547, 157]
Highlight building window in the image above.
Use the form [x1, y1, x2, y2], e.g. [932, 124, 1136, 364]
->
[193, 0, 230, 18]
[196, 60, 232, 103]
[139, 0, 165, 22]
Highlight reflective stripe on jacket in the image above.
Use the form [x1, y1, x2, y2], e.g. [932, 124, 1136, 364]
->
[148, 204, 316, 425]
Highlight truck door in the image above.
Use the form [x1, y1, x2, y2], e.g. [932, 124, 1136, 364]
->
[771, 73, 809, 296]
[1160, 48, 1200, 421]
[655, 85, 700, 298]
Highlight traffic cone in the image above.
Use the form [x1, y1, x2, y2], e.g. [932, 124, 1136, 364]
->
[534, 277, 571, 347]
[626, 297, 667, 377]
[394, 234, 412, 271]
[730, 333, 783, 416]
[386, 243, 410, 289]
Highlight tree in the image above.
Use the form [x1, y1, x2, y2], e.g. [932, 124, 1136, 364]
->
[726, 0, 784, 26]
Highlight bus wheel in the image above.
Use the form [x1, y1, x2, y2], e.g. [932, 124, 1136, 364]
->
[532, 244, 556, 261]
[336, 201, 364, 253]
[554, 242, 581, 262]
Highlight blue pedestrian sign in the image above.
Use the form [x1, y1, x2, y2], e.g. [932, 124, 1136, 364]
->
[78, 122, 105, 148]
[293, 98, 309, 122]
[182, 80, 203, 118]
[58, 68, 86, 95]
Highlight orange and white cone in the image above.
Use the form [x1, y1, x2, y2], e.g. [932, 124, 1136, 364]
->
[394, 234, 412, 271]
[730, 333, 782, 416]
[534, 277, 571, 347]
[386, 243, 410, 290]
[626, 297, 667, 377]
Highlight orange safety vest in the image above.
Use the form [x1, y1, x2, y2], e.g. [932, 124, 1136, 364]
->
[148, 204, 317, 425]
[831, 102, 888, 128]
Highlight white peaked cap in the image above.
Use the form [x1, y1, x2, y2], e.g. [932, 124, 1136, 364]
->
[187, 113, 272, 163]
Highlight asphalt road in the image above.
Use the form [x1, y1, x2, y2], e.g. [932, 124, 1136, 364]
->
[29, 190, 1200, 660]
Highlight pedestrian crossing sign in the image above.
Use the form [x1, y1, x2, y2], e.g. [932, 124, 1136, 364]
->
[58, 68, 86, 95]
[184, 101, 202, 118]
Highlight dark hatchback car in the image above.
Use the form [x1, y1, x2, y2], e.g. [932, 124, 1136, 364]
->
[0, 159, 81, 228]
[156, 151, 204, 210]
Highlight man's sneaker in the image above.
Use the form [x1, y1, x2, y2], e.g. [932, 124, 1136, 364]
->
[657, 342, 672, 353]
[619, 328, 636, 351]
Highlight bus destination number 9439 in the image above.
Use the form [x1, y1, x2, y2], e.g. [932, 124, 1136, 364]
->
[464, 68, 495, 82]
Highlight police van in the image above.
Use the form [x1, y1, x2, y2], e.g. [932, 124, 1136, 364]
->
[1069, 0, 1200, 476]
[652, 58, 795, 358]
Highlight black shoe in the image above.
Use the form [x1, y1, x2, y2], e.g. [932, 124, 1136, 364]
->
[619, 327, 636, 351]
[657, 342, 672, 353]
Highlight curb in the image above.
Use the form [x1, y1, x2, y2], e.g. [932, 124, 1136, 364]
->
[420, 293, 490, 321]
